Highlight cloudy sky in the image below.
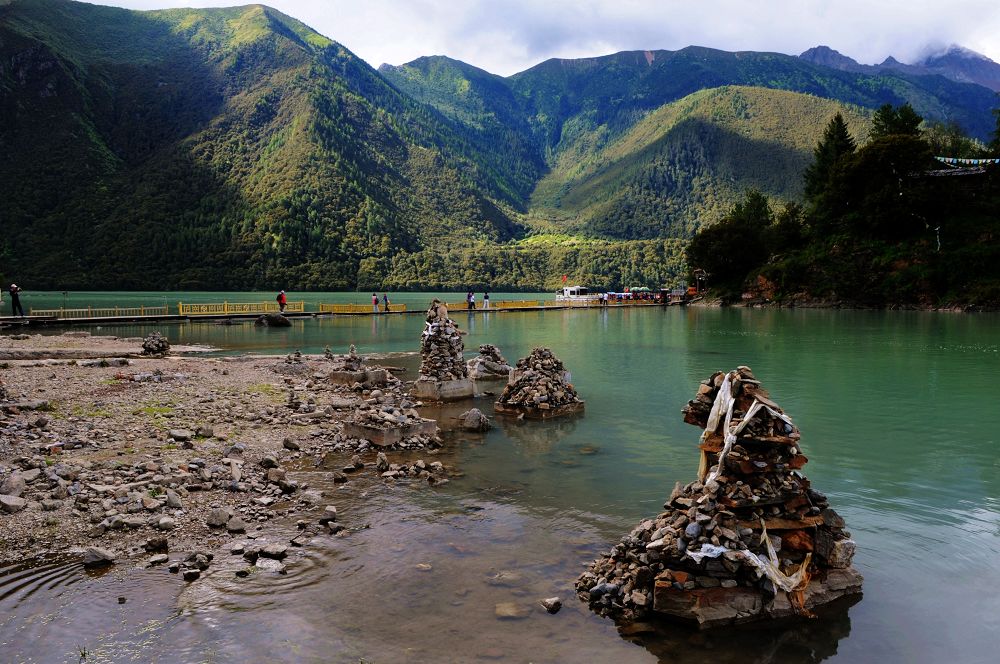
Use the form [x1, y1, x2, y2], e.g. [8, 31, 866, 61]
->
[83, 0, 1000, 76]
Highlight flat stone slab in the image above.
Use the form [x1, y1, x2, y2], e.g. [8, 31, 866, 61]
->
[327, 369, 387, 386]
[342, 418, 439, 446]
[652, 566, 863, 629]
[410, 378, 474, 402]
[493, 400, 585, 420]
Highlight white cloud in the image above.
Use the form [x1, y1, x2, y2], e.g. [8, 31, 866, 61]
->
[81, 0, 1000, 76]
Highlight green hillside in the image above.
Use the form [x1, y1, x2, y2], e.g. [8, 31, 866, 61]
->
[0, 0, 528, 289]
[378, 56, 545, 206]
[528, 86, 872, 238]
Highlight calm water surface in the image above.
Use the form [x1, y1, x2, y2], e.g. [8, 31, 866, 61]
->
[2, 306, 998, 663]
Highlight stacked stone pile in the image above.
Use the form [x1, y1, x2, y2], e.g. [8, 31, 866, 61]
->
[340, 384, 440, 449]
[375, 452, 449, 485]
[141, 332, 170, 356]
[418, 318, 468, 381]
[326, 344, 363, 371]
[576, 366, 861, 628]
[348, 403, 425, 431]
[467, 344, 513, 380]
[495, 348, 583, 413]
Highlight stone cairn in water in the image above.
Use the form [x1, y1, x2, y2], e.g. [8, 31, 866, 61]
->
[417, 306, 468, 382]
[576, 366, 861, 628]
[494, 347, 584, 417]
[141, 332, 170, 356]
[466, 344, 513, 380]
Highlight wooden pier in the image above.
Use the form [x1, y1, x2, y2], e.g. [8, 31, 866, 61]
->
[0, 297, 696, 328]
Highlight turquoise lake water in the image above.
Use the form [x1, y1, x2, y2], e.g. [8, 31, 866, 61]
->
[2, 303, 998, 662]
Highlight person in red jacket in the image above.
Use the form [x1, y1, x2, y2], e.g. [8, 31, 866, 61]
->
[276, 290, 287, 313]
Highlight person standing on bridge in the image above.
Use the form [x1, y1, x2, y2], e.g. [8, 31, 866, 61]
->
[276, 290, 287, 313]
[372, 293, 379, 313]
[483, 292, 490, 309]
[8, 284, 24, 317]
[382, 293, 390, 312]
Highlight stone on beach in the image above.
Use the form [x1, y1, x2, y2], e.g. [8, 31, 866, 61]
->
[0, 494, 28, 513]
[82, 547, 115, 568]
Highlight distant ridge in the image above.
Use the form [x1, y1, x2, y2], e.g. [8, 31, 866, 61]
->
[799, 44, 1000, 92]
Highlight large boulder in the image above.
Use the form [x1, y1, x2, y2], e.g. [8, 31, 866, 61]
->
[255, 313, 292, 327]
[459, 408, 491, 432]
[0, 495, 28, 513]
[82, 547, 116, 568]
[1, 472, 26, 497]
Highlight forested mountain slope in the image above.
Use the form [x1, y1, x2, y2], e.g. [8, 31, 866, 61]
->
[0, 0, 527, 289]
[2, 0, 997, 291]
[526, 86, 872, 239]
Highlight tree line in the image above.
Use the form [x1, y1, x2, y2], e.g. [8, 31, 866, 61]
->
[686, 102, 1000, 307]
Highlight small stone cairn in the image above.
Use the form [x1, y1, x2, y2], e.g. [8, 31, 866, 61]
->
[467, 344, 513, 380]
[495, 347, 583, 417]
[576, 366, 861, 628]
[327, 344, 363, 371]
[349, 402, 425, 431]
[141, 332, 170, 356]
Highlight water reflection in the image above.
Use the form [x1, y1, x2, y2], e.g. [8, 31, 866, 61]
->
[493, 411, 582, 455]
[622, 598, 857, 664]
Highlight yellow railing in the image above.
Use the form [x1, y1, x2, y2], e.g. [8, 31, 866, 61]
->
[318, 303, 408, 314]
[29, 306, 169, 319]
[443, 300, 545, 311]
[493, 299, 546, 309]
[178, 301, 304, 315]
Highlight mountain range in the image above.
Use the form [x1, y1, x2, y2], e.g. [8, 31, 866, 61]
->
[1, 0, 998, 290]
[799, 44, 1000, 92]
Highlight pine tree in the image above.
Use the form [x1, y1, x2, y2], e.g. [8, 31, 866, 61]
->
[804, 113, 857, 201]
[870, 103, 923, 139]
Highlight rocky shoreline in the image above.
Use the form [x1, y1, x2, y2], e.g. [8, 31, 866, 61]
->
[0, 332, 452, 576]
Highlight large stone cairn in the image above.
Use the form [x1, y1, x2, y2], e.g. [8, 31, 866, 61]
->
[467, 344, 513, 379]
[496, 348, 582, 411]
[141, 332, 170, 356]
[418, 312, 467, 381]
[576, 366, 861, 628]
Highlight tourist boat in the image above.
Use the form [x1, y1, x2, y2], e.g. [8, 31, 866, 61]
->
[555, 286, 602, 302]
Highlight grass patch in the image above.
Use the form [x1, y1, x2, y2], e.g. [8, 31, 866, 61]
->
[132, 405, 175, 416]
[245, 383, 280, 395]
[72, 405, 111, 418]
